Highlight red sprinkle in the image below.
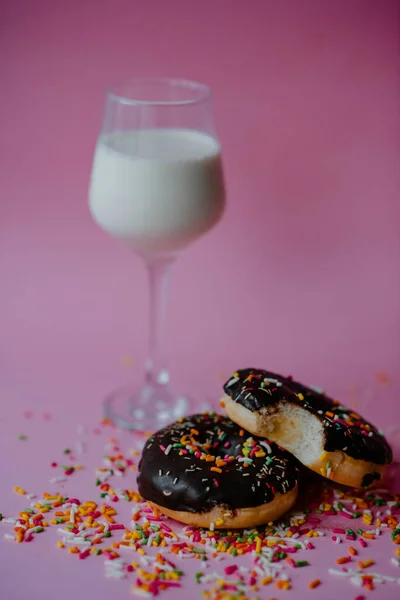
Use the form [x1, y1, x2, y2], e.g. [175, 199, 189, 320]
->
[332, 528, 345, 534]
[224, 565, 237, 575]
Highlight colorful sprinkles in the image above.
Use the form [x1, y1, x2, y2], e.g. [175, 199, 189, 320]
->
[1, 418, 399, 599]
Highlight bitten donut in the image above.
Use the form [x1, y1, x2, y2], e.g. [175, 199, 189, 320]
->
[222, 369, 392, 489]
[137, 413, 299, 529]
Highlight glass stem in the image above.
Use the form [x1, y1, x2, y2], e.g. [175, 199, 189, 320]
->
[144, 257, 174, 387]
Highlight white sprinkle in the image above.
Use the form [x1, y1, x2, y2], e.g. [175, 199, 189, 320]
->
[3, 534, 15, 540]
[64, 538, 91, 546]
[226, 376, 240, 388]
[57, 528, 74, 537]
[335, 536, 341, 544]
[165, 444, 172, 455]
[350, 575, 363, 586]
[392, 558, 400, 567]
[1, 518, 16, 525]
[260, 441, 272, 454]
[209, 522, 215, 531]
[26, 493, 37, 500]
[310, 385, 324, 394]
[49, 476, 67, 484]
[329, 568, 350, 577]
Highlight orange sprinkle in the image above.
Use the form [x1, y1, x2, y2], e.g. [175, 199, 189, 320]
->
[362, 533, 375, 540]
[336, 557, 350, 565]
[308, 579, 321, 589]
[219, 400, 226, 408]
[239, 430, 244, 436]
[325, 411, 334, 418]
[349, 546, 357, 556]
[92, 537, 103, 545]
[358, 559, 375, 569]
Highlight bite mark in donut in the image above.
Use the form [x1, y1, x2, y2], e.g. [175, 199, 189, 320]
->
[137, 413, 299, 528]
[222, 369, 392, 489]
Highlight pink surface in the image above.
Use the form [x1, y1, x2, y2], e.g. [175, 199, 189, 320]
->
[1, 0, 399, 598]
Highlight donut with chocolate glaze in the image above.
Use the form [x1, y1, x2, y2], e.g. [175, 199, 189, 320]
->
[137, 413, 299, 529]
[222, 369, 392, 489]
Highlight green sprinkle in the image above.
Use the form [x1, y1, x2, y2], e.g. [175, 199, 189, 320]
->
[295, 560, 308, 567]
[33, 526, 44, 533]
[95, 548, 102, 555]
[295, 544, 302, 549]
[17, 435, 28, 440]
[375, 499, 387, 506]
[357, 528, 364, 535]
[150, 524, 160, 531]
[195, 572, 203, 583]
[124, 494, 130, 501]
[103, 531, 111, 538]
[326, 461, 331, 469]
[346, 528, 355, 536]
[391, 528, 400, 541]
[232, 548, 237, 556]
[353, 512, 362, 518]
[337, 503, 344, 510]
[193, 548, 205, 554]
[23, 508, 34, 514]
[100, 493, 108, 498]
[315, 509, 322, 514]
[95, 478, 101, 486]
[63, 448, 71, 454]
[55, 518, 63, 524]
[0, 514, 2, 521]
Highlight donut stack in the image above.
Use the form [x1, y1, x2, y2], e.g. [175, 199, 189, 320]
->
[137, 368, 392, 529]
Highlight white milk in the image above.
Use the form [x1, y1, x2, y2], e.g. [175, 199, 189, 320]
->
[89, 128, 225, 254]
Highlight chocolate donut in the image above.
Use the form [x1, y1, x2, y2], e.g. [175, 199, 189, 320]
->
[222, 369, 392, 489]
[137, 413, 299, 529]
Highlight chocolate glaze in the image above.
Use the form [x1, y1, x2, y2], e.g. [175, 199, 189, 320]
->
[223, 368, 392, 465]
[137, 413, 298, 514]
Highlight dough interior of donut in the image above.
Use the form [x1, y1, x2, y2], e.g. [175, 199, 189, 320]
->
[223, 395, 388, 488]
[224, 396, 324, 465]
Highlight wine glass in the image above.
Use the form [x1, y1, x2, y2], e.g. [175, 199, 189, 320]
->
[89, 78, 225, 431]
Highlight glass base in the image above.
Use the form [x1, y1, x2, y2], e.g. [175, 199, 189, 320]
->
[103, 383, 210, 431]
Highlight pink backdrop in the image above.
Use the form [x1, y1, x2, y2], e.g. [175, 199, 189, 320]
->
[1, 0, 399, 421]
[1, 2, 400, 599]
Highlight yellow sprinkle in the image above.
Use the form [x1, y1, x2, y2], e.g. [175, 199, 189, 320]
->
[57, 541, 64, 549]
[297, 393, 304, 400]
[319, 452, 328, 461]
[255, 537, 262, 554]
[255, 451, 266, 458]
[137, 548, 145, 555]
[215, 519, 224, 526]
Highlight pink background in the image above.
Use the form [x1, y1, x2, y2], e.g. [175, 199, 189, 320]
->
[1, 1, 399, 598]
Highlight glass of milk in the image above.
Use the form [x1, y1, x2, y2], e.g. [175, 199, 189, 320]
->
[89, 78, 225, 430]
